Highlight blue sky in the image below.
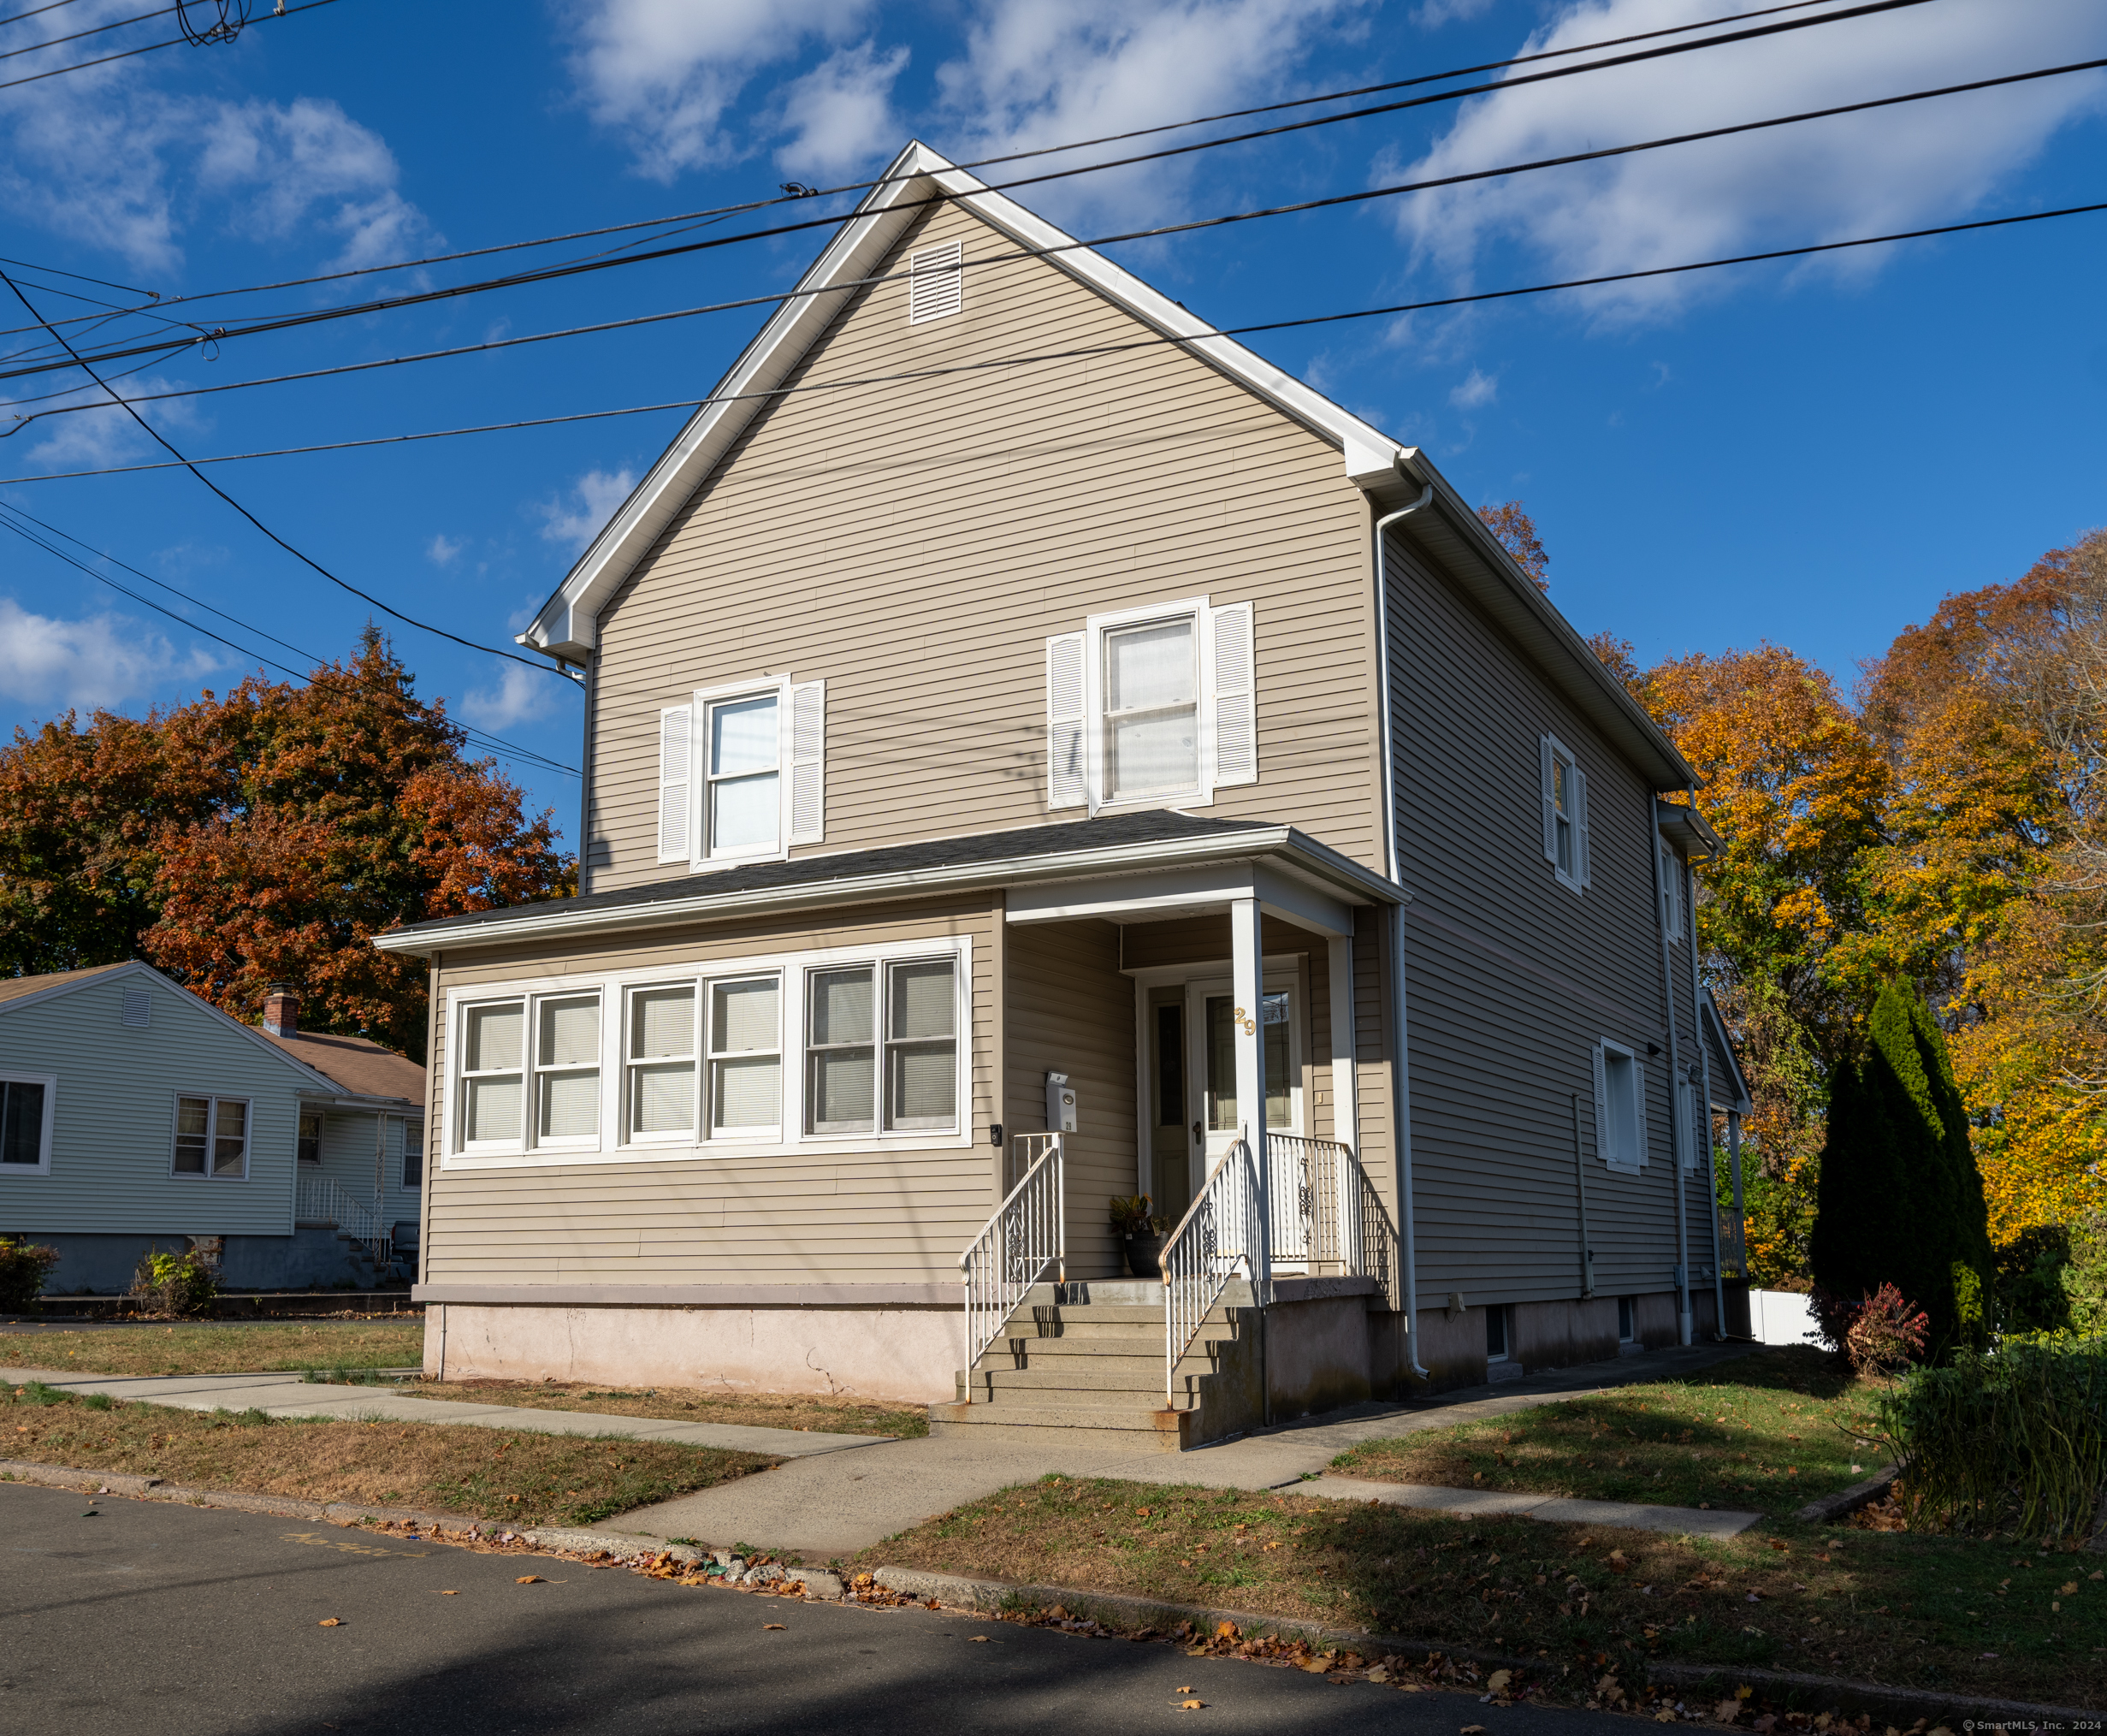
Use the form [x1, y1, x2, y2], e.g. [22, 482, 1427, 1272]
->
[2, 0, 2103, 846]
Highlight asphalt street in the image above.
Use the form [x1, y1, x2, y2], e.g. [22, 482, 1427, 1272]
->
[2, 1481, 1643, 1736]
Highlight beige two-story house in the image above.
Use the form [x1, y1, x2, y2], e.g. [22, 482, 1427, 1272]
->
[376, 141, 1738, 1447]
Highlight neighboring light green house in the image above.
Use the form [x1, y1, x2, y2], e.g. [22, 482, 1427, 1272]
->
[0, 962, 424, 1295]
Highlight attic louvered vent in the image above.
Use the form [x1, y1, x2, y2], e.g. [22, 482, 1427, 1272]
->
[121, 987, 151, 1028]
[908, 240, 964, 325]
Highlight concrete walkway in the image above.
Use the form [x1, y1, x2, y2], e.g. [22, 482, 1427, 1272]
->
[0, 1366, 885, 1460]
[617, 1339, 1763, 1558]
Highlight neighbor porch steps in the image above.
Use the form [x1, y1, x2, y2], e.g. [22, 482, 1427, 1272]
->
[927, 1280, 1264, 1452]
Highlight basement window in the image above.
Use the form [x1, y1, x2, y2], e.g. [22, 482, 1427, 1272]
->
[1619, 1295, 1636, 1342]
[1486, 1304, 1510, 1362]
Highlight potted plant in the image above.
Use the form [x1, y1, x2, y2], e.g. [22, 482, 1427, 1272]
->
[1110, 1195, 1169, 1279]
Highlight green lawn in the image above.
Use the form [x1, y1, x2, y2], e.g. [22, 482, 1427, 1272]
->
[0, 1319, 423, 1378]
[1330, 1347, 1873, 1521]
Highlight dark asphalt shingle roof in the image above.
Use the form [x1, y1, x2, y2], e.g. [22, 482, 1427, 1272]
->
[388, 811, 1278, 939]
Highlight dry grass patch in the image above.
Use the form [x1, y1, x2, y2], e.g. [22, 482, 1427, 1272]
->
[856, 1472, 2107, 1707]
[1332, 1347, 1873, 1522]
[3, 1380, 768, 1526]
[411, 1378, 926, 1439]
[0, 1320, 423, 1378]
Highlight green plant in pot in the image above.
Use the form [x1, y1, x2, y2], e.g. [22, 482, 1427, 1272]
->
[1109, 1195, 1169, 1279]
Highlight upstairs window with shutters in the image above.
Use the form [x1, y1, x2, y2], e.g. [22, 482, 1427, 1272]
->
[655, 679, 825, 869]
[1045, 596, 1256, 813]
[1592, 1039, 1647, 1172]
[1540, 734, 1590, 893]
[1659, 834, 1684, 942]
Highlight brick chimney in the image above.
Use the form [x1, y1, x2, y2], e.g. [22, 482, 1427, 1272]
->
[262, 982, 299, 1039]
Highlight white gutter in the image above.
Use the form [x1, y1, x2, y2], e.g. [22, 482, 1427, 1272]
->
[1373, 474, 1435, 1380]
[374, 825, 1403, 957]
[1652, 797, 1694, 1347]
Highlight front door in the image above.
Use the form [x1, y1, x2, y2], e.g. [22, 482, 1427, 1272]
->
[1145, 988, 1192, 1222]
[1185, 973, 1300, 1167]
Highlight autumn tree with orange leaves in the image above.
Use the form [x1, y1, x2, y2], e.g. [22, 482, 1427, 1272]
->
[0, 631, 573, 1056]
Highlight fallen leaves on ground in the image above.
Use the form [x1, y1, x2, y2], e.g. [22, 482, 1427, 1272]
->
[317, 1618, 341, 1627]
[516, 1574, 542, 1584]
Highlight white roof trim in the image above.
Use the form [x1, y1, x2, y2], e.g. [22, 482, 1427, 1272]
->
[521, 139, 1412, 663]
[374, 826, 1403, 956]
[0, 959, 342, 1093]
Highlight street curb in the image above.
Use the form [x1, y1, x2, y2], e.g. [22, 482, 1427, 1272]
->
[867, 1565, 2098, 1726]
[1791, 1465, 1899, 1526]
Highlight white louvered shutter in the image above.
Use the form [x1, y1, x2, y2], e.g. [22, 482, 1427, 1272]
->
[1210, 601, 1257, 788]
[1046, 633, 1087, 809]
[1540, 737, 1558, 865]
[657, 704, 693, 863]
[1591, 1044, 1610, 1164]
[1572, 762, 1592, 888]
[1633, 1057, 1649, 1166]
[786, 681, 825, 845]
[908, 240, 964, 324]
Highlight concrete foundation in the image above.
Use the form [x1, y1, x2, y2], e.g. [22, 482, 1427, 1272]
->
[424, 1301, 968, 1404]
[30, 1228, 370, 1297]
[1398, 1289, 1711, 1395]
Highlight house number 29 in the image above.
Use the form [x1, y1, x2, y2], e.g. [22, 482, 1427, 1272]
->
[1234, 1006, 1257, 1035]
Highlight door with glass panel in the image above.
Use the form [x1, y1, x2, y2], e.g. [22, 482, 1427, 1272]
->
[1185, 973, 1305, 1257]
[1146, 987, 1192, 1222]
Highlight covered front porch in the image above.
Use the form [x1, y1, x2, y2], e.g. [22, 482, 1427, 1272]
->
[943, 840, 1415, 1448]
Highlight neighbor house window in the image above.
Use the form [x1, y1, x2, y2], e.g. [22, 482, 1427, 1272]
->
[703, 690, 780, 860]
[1540, 735, 1590, 892]
[1045, 597, 1257, 812]
[1592, 1040, 1647, 1170]
[0, 1075, 54, 1173]
[401, 1121, 423, 1188]
[298, 1111, 323, 1165]
[710, 976, 781, 1136]
[1676, 1072, 1700, 1170]
[1660, 836, 1684, 940]
[173, 1094, 249, 1179]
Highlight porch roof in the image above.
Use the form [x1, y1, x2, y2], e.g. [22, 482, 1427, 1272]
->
[374, 811, 1403, 957]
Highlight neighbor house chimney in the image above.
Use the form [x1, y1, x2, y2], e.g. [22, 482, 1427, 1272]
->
[262, 982, 299, 1039]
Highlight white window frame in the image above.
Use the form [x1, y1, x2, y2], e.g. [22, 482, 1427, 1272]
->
[623, 981, 702, 1148]
[440, 936, 972, 1170]
[1660, 835, 1684, 942]
[1593, 1038, 1647, 1172]
[531, 993, 604, 1151]
[662, 678, 826, 871]
[1541, 734, 1590, 894]
[457, 996, 529, 1153]
[0, 1071, 56, 1176]
[707, 974, 784, 1143]
[170, 1092, 251, 1182]
[453, 992, 606, 1156]
[401, 1121, 424, 1189]
[695, 678, 789, 868]
[1676, 1071, 1701, 1170]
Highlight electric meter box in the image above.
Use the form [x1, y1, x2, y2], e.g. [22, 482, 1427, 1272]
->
[1045, 1071, 1078, 1134]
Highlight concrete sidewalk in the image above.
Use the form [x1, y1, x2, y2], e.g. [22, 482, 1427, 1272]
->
[617, 1339, 1763, 1558]
[0, 1366, 885, 1460]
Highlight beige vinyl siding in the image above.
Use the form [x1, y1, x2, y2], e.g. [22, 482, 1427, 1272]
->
[583, 196, 1383, 889]
[0, 973, 310, 1236]
[423, 896, 997, 1287]
[1385, 527, 1698, 1313]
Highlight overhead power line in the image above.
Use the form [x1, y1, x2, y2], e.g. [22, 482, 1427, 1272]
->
[0, 500, 582, 776]
[0, 268, 560, 676]
[0, 0, 340, 98]
[0, 0, 1944, 370]
[1, 3, 185, 66]
[6, 195, 2098, 488]
[9, 49, 2104, 428]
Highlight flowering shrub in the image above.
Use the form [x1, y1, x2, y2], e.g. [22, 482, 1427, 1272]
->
[128, 1247, 217, 1318]
[1844, 1283, 1930, 1379]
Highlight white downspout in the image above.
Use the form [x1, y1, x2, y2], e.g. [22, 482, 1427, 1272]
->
[1373, 473, 1434, 1378]
[1652, 802, 1693, 1346]
[1688, 799, 1724, 1342]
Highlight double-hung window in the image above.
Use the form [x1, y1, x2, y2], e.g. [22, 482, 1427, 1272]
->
[458, 993, 603, 1152]
[298, 1111, 323, 1165]
[1046, 597, 1256, 812]
[658, 680, 826, 868]
[1591, 1040, 1647, 1171]
[806, 957, 958, 1135]
[173, 1094, 248, 1179]
[1540, 735, 1590, 892]
[1659, 836, 1685, 941]
[710, 977, 781, 1136]
[1, 1074, 54, 1173]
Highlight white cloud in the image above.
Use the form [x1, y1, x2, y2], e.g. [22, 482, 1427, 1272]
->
[1449, 366, 1497, 408]
[1389, 0, 2107, 322]
[459, 663, 546, 732]
[537, 467, 638, 553]
[932, 0, 1370, 228]
[564, 0, 876, 179]
[427, 533, 466, 566]
[1412, 0, 1494, 25]
[0, 597, 212, 708]
[19, 375, 201, 471]
[775, 41, 912, 178]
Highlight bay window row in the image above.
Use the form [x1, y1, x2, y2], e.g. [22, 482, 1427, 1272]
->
[453, 952, 962, 1154]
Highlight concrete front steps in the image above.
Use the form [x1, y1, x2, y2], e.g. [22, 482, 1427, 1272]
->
[926, 1280, 1264, 1452]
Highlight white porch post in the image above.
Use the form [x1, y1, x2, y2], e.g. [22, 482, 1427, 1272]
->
[1327, 933, 1358, 1276]
[1230, 895, 1269, 1291]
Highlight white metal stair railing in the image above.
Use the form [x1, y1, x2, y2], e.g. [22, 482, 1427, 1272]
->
[295, 1174, 390, 1269]
[1160, 1135, 1270, 1407]
[959, 1133, 1065, 1376]
[1260, 1134, 1400, 1312]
